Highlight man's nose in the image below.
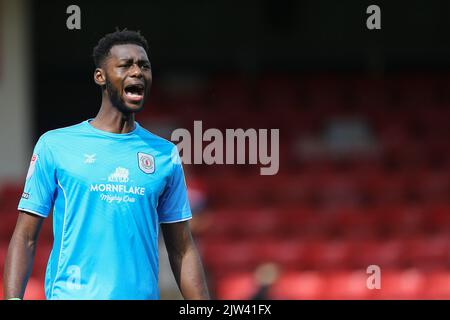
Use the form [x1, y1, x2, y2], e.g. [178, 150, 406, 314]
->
[130, 64, 142, 77]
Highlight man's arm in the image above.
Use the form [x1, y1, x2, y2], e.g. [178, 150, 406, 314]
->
[161, 220, 210, 299]
[3, 211, 44, 299]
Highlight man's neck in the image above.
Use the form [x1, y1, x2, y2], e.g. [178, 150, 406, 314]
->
[90, 99, 136, 134]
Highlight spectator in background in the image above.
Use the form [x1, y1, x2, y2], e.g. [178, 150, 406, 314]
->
[249, 262, 280, 300]
[294, 115, 379, 161]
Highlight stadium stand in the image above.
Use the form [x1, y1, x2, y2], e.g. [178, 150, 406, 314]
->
[1, 72, 449, 299]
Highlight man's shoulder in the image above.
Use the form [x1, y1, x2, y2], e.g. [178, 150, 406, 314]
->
[138, 124, 177, 149]
[39, 122, 87, 143]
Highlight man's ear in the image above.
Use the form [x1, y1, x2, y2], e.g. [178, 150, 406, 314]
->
[94, 68, 106, 86]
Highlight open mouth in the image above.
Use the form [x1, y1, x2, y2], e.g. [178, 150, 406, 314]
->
[124, 83, 145, 102]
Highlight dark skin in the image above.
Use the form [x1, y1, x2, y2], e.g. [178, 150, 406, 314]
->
[3, 44, 210, 300]
[3, 212, 43, 299]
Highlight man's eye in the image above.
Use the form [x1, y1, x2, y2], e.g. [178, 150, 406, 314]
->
[141, 64, 150, 69]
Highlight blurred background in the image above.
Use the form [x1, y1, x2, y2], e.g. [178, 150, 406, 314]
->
[1, 0, 450, 299]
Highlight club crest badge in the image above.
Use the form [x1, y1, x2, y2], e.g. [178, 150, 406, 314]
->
[137, 152, 155, 174]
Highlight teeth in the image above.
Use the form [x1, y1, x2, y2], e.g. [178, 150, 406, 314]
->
[126, 92, 142, 97]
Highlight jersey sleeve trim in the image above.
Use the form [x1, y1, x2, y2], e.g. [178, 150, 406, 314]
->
[159, 215, 192, 224]
[18, 207, 48, 218]
[18, 199, 51, 216]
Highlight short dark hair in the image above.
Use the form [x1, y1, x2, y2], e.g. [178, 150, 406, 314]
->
[93, 28, 149, 67]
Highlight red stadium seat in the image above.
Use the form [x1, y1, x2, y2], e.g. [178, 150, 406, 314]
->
[375, 204, 427, 236]
[257, 74, 302, 111]
[200, 240, 260, 277]
[0, 210, 17, 242]
[0, 244, 8, 276]
[389, 73, 439, 109]
[324, 271, 373, 300]
[423, 271, 450, 299]
[405, 235, 450, 270]
[351, 76, 389, 110]
[303, 240, 352, 271]
[371, 269, 426, 300]
[23, 277, 46, 300]
[349, 239, 407, 270]
[256, 239, 305, 270]
[427, 204, 450, 233]
[334, 209, 381, 239]
[215, 273, 257, 300]
[269, 271, 326, 300]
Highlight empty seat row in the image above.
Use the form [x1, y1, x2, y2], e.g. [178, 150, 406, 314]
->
[215, 270, 450, 300]
[198, 204, 450, 240]
[199, 235, 450, 276]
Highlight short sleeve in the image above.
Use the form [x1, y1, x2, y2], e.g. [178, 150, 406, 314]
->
[18, 135, 57, 218]
[157, 149, 192, 223]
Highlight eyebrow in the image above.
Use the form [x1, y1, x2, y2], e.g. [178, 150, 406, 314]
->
[117, 58, 150, 64]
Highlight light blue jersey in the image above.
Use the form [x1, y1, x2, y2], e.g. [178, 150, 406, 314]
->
[18, 120, 192, 300]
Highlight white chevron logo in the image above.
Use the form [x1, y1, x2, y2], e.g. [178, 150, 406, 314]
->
[84, 154, 96, 164]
